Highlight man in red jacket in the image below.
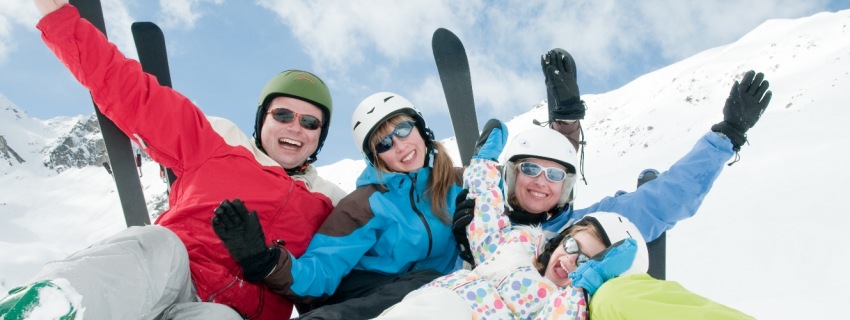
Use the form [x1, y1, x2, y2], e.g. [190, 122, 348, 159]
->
[0, 1, 344, 319]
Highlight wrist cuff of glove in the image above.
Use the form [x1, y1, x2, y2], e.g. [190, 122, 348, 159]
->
[239, 247, 281, 283]
[549, 98, 586, 121]
[711, 121, 747, 151]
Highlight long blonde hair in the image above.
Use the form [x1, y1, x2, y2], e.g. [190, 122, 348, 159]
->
[369, 114, 454, 224]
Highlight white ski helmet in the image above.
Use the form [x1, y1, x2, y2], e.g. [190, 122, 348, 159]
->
[571, 212, 649, 276]
[351, 92, 436, 165]
[500, 126, 578, 210]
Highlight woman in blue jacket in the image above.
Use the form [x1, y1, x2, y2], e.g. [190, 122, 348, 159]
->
[212, 92, 465, 319]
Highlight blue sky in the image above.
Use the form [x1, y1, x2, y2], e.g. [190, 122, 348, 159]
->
[1, 0, 848, 166]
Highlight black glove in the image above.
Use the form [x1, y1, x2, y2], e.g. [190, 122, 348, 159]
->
[212, 199, 280, 283]
[711, 70, 772, 151]
[451, 189, 476, 265]
[541, 48, 585, 122]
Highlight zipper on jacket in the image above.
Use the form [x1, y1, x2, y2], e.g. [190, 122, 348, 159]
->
[407, 173, 433, 271]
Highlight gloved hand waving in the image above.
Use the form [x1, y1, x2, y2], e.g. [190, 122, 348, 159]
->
[569, 238, 638, 296]
[212, 199, 280, 283]
[711, 70, 773, 151]
[541, 48, 585, 122]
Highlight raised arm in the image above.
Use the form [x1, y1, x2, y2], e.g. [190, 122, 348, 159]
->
[35, 2, 225, 174]
[460, 119, 511, 265]
[545, 70, 773, 241]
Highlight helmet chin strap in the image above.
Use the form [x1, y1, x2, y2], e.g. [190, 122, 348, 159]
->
[422, 127, 438, 166]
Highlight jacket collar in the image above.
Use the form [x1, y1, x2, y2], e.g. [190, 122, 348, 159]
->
[355, 163, 430, 193]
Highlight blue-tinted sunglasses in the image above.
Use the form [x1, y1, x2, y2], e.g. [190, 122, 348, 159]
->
[375, 121, 415, 154]
[267, 108, 322, 130]
[519, 162, 568, 182]
[562, 236, 591, 267]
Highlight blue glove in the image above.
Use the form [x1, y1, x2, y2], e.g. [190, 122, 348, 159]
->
[472, 119, 508, 161]
[569, 238, 638, 296]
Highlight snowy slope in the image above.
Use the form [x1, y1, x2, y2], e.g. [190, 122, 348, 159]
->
[2, 9, 850, 319]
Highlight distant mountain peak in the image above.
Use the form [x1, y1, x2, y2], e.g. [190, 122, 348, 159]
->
[44, 114, 109, 173]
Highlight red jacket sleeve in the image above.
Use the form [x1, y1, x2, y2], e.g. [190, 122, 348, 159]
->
[37, 4, 223, 176]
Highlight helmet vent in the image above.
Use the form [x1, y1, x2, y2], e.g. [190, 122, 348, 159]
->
[294, 75, 316, 84]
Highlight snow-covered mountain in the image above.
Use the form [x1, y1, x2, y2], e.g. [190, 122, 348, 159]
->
[2, 9, 849, 319]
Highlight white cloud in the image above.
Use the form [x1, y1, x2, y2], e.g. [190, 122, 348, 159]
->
[0, 0, 42, 64]
[255, 0, 835, 123]
[158, 0, 224, 29]
[256, 0, 481, 73]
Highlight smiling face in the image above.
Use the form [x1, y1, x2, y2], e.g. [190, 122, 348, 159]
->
[513, 158, 567, 213]
[259, 96, 324, 170]
[373, 116, 426, 173]
[544, 229, 607, 288]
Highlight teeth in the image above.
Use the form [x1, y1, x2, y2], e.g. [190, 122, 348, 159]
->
[530, 191, 547, 198]
[402, 151, 415, 162]
[279, 138, 302, 147]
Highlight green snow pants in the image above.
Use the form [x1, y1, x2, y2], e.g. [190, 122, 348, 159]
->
[589, 273, 754, 319]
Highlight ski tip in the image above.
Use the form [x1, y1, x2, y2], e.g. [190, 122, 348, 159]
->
[131, 21, 164, 34]
[433, 27, 460, 43]
[434, 27, 453, 36]
[432, 27, 465, 54]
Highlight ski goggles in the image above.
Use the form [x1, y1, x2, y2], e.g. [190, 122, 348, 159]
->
[375, 121, 416, 154]
[518, 162, 568, 182]
[267, 108, 323, 130]
[562, 236, 591, 266]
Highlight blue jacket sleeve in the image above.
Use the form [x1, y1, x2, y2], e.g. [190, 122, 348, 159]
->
[288, 223, 379, 298]
[544, 132, 735, 241]
[264, 187, 381, 301]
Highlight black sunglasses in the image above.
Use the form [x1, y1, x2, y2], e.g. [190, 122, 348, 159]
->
[267, 108, 322, 130]
[518, 162, 568, 182]
[375, 121, 415, 154]
[562, 236, 591, 267]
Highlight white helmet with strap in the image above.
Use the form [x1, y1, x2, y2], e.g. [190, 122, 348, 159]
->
[350, 92, 435, 165]
[573, 212, 649, 276]
[500, 126, 578, 209]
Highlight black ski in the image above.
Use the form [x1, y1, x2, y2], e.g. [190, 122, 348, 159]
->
[70, 0, 150, 227]
[637, 169, 666, 280]
[132, 21, 178, 191]
[432, 28, 479, 167]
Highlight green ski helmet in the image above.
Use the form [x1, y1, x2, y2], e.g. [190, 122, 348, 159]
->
[254, 70, 333, 164]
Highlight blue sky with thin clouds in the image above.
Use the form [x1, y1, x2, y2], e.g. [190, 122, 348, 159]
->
[1, 0, 848, 165]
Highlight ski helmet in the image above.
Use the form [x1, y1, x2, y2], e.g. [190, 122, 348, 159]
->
[537, 212, 648, 277]
[350, 92, 435, 165]
[572, 212, 648, 276]
[500, 127, 578, 209]
[253, 70, 333, 164]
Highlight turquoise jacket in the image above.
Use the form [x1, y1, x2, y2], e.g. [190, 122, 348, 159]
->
[274, 164, 464, 300]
